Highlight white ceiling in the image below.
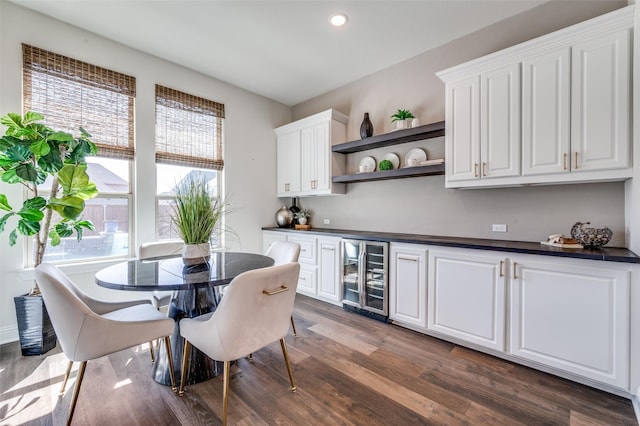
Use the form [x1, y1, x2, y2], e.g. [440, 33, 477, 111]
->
[11, 0, 548, 106]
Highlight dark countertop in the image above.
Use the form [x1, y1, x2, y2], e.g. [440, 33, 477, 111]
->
[262, 227, 640, 264]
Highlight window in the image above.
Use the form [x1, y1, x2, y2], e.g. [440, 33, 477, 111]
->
[23, 44, 135, 264]
[154, 85, 224, 242]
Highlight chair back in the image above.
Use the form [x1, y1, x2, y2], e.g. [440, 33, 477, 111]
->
[35, 263, 101, 360]
[265, 241, 300, 266]
[138, 240, 184, 259]
[191, 262, 300, 361]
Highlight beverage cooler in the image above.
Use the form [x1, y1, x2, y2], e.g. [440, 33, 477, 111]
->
[341, 239, 388, 320]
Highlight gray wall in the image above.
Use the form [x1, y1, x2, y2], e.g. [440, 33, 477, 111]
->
[0, 1, 291, 343]
[291, 0, 628, 245]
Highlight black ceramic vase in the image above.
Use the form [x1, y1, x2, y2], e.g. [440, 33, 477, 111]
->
[360, 112, 374, 139]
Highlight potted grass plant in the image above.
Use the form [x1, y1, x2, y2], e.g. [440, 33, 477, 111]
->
[172, 174, 225, 265]
[0, 111, 98, 355]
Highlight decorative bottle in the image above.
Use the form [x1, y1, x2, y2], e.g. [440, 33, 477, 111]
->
[360, 112, 374, 139]
[289, 197, 301, 228]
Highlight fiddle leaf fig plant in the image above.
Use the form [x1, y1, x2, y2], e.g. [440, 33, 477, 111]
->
[0, 111, 99, 272]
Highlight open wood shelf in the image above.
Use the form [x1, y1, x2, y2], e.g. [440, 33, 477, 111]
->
[332, 121, 445, 154]
[332, 164, 445, 184]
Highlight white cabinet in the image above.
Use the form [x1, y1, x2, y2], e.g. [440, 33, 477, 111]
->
[438, 6, 633, 188]
[275, 109, 347, 197]
[317, 236, 341, 304]
[445, 76, 480, 183]
[427, 249, 506, 351]
[276, 131, 301, 196]
[522, 48, 571, 176]
[510, 256, 630, 390]
[481, 63, 521, 180]
[389, 243, 428, 330]
[445, 63, 520, 185]
[571, 29, 631, 173]
[262, 231, 341, 306]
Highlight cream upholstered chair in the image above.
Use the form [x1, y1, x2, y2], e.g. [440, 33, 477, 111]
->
[178, 262, 301, 425]
[137, 239, 184, 310]
[265, 241, 301, 335]
[35, 263, 177, 425]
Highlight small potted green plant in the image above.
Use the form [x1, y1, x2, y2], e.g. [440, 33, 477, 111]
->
[391, 109, 416, 130]
[294, 209, 311, 226]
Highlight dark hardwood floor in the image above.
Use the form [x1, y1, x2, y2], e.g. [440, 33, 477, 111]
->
[1, 295, 636, 425]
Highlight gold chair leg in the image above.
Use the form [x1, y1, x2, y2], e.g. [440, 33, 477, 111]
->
[222, 360, 231, 426]
[178, 340, 191, 396]
[164, 336, 177, 392]
[67, 361, 87, 426]
[279, 338, 296, 392]
[60, 360, 73, 395]
[149, 340, 155, 363]
[247, 353, 253, 362]
[290, 315, 298, 337]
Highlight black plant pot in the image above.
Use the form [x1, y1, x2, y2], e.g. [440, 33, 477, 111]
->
[13, 294, 57, 356]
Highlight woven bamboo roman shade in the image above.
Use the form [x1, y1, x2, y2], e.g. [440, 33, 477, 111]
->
[22, 44, 136, 160]
[155, 85, 225, 170]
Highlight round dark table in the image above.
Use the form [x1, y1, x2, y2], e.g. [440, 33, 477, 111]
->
[95, 251, 274, 386]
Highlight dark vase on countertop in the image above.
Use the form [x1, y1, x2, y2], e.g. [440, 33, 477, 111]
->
[289, 197, 300, 227]
[360, 112, 374, 139]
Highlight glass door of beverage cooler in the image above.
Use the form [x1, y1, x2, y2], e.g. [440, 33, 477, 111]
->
[341, 239, 362, 307]
[363, 242, 388, 315]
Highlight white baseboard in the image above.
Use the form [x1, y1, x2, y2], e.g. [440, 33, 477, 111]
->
[632, 394, 640, 425]
[0, 325, 18, 346]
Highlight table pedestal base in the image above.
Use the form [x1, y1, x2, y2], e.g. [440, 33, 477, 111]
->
[152, 285, 224, 386]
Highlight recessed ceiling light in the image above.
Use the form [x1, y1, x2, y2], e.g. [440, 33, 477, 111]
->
[329, 13, 348, 27]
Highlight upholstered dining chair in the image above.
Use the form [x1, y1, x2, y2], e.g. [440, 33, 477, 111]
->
[137, 239, 185, 310]
[178, 262, 301, 425]
[265, 241, 301, 336]
[35, 263, 177, 425]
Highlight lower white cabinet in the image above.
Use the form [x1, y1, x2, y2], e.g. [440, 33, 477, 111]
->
[510, 256, 630, 389]
[428, 249, 506, 351]
[389, 243, 428, 330]
[262, 231, 340, 306]
[317, 236, 341, 304]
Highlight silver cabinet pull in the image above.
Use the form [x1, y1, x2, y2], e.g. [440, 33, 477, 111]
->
[513, 262, 518, 279]
[499, 260, 504, 277]
[474, 163, 479, 178]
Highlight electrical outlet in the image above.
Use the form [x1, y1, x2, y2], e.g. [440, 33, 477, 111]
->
[492, 224, 507, 232]
[323, 219, 330, 225]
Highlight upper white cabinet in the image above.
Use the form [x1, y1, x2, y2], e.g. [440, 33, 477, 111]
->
[275, 109, 348, 197]
[521, 48, 571, 176]
[438, 6, 633, 189]
[446, 64, 520, 184]
[571, 29, 630, 173]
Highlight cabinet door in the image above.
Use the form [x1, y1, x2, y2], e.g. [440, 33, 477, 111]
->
[571, 29, 630, 172]
[297, 266, 317, 296]
[276, 131, 301, 196]
[300, 127, 315, 193]
[510, 258, 629, 389]
[317, 237, 341, 305]
[445, 75, 481, 183]
[262, 231, 287, 254]
[389, 244, 427, 330]
[428, 249, 506, 351]
[313, 122, 331, 192]
[522, 48, 570, 176]
[287, 234, 317, 266]
[481, 63, 521, 179]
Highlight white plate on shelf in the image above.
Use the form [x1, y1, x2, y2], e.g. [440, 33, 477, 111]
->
[404, 148, 427, 168]
[358, 156, 376, 173]
[420, 158, 444, 166]
[382, 153, 400, 169]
